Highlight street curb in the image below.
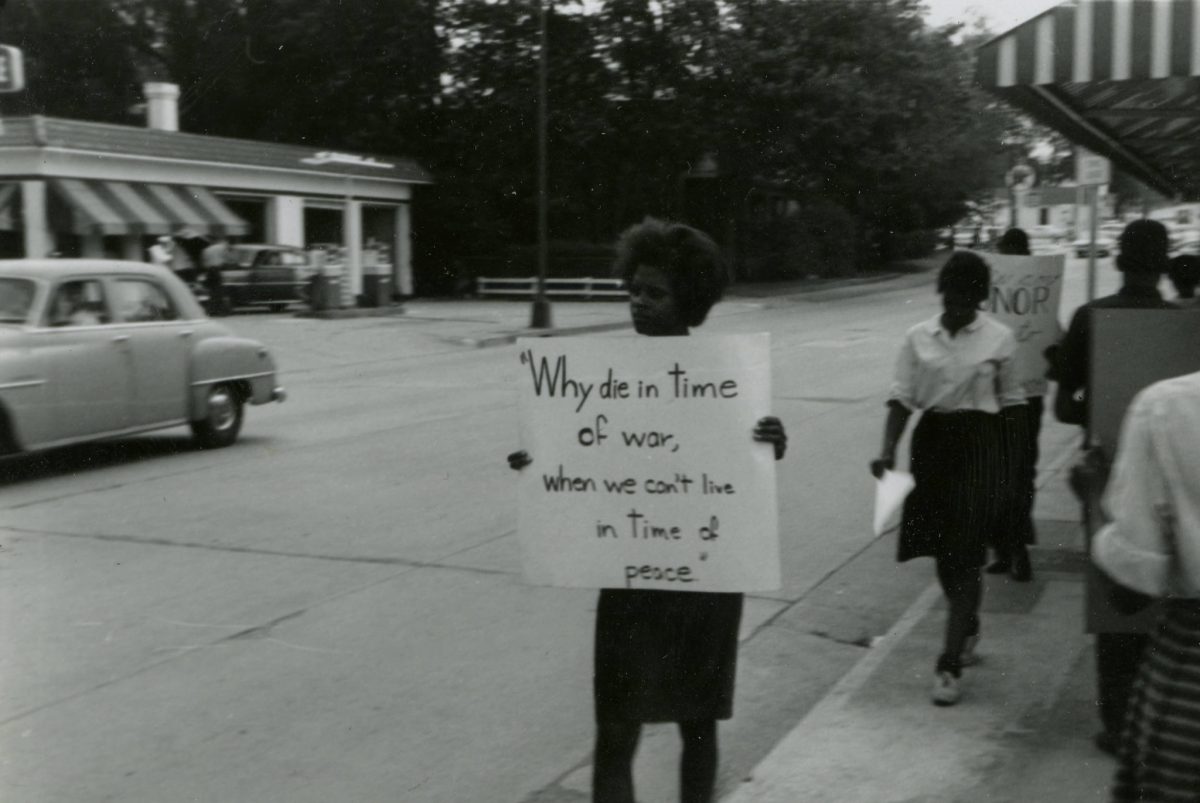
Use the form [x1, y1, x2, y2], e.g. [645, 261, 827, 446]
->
[449, 320, 633, 348]
[438, 266, 936, 347]
[294, 305, 407, 319]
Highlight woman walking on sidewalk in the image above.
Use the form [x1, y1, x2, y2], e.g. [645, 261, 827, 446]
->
[987, 228, 1037, 582]
[508, 218, 787, 803]
[871, 251, 1025, 706]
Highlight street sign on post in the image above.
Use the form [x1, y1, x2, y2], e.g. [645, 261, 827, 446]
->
[1005, 163, 1037, 190]
[1076, 148, 1111, 186]
[0, 46, 25, 93]
[1075, 148, 1110, 303]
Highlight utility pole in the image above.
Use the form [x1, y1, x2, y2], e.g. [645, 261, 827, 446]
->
[529, 0, 553, 329]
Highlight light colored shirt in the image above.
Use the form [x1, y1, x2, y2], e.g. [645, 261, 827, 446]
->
[1093, 371, 1200, 598]
[202, 242, 229, 269]
[888, 313, 1024, 413]
[147, 243, 173, 267]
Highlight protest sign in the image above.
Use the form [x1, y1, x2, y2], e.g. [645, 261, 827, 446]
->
[1084, 309, 1200, 633]
[985, 253, 1064, 397]
[515, 334, 780, 592]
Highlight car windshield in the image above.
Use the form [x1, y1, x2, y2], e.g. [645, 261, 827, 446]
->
[230, 248, 258, 268]
[0, 277, 36, 323]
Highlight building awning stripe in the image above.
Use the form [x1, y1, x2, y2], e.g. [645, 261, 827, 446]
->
[0, 183, 17, 231]
[144, 183, 211, 233]
[49, 179, 249, 237]
[185, 186, 248, 234]
[53, 179, 130, 235]
[103, 182, 173, 234]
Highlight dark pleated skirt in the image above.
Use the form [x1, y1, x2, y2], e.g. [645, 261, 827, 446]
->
[995, 397, 1042, 547]
[593, 588, 743, 723]
[899, 410, 1004, 570]
[1112, 600, 1200, 802]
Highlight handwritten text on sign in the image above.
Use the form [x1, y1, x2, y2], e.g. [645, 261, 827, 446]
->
[985, 253, 1065, 397]
[515, 335, 780, 592]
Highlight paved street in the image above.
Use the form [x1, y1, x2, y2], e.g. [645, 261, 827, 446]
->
[0, 252, 1124, 802]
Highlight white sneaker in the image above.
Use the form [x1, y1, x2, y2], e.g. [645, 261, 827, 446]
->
[932, 671, 961, 706]
[960, 634, 981, 667]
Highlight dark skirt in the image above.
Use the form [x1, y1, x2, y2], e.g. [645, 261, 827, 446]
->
[995, 396, 1042, 547]
[594, 588, 743, 723]
[899, 410, 1004, 570]
[1112, 600, 1200, 802]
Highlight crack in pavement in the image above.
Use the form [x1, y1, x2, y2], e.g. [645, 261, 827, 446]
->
[0, 524, 518, 577]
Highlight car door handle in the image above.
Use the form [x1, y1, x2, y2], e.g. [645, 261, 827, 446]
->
[179, 330, 194, 338]
[112, 334, 130, 344]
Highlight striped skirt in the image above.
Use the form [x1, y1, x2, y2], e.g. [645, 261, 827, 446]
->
[1112, 599, 1200, 802]
[899, 410, 1004, 570]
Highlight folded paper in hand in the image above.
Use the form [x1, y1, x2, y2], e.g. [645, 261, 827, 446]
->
[873, 469, 915, 536]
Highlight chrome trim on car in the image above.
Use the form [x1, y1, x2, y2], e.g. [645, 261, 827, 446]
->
[28, 419, 191, 452]
[191, 371, 275, 386]
[272, 386, 287, 402]
[0, 378, 46, 391]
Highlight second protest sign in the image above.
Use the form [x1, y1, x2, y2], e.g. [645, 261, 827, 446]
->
[985, 252, 1065, 398]
[515, 334, 780, 593]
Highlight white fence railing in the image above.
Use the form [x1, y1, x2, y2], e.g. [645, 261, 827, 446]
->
[476, 276, 627, 299]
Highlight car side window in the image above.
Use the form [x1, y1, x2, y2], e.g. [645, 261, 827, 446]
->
[48, 280, 110, 327]
[113, 279, 179, 323]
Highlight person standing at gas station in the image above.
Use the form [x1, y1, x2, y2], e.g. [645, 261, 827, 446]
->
[201, 236, 231, 316]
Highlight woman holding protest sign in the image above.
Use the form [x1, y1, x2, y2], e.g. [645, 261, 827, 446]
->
[987, 228, 1037, 582]
[870, 251, 1025, 706]
[508, 217, 786, 803]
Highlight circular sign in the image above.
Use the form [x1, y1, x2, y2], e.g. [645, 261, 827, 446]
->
[1005, 163, 1037, 190]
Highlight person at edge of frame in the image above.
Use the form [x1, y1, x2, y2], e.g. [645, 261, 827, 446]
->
[1081, 370, 1200, 801]
[870, 250, 1026, 708]
[1166, 253, 1200, 308]
[1046, 218, 1178, 757]
[507, 217, 787, 803]
[987, 227, 1037, 582]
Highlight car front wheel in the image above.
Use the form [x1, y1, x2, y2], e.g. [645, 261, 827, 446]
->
[191, 383, 244, 449]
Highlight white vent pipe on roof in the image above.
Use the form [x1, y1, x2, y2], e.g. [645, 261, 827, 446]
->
[144, 82, 179, 132]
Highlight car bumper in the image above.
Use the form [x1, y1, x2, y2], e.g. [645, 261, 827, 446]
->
[272, 386, 287, 403]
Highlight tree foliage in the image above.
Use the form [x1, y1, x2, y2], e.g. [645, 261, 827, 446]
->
[0, 0, 1039, 281]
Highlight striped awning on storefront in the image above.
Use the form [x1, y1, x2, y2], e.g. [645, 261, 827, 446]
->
[977, 0, 1200, 198]
[0, 183, 17, 231]
[50, 179, 249, 237]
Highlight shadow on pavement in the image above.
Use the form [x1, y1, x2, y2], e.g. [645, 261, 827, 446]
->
[0, 436, 198, 485]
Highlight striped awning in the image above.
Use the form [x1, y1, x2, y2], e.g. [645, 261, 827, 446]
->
[50, 179, 249, 237]
[977, 0, 1200, 199]
[0, 183, 17, 231]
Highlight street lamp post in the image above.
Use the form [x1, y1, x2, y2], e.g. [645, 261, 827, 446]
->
[530, 0, 553, 329]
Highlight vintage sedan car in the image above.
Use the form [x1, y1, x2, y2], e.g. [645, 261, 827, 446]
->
[1072, 235, 1116, 258]
[222, 244, 315, 312]
[0, 260, 286, 455]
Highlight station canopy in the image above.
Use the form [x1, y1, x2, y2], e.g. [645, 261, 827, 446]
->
[976, 0, 1200, 199]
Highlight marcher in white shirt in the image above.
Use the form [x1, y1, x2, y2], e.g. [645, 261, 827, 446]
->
[1092, 370, 1200, 801]
[871, 251, 1025, 706]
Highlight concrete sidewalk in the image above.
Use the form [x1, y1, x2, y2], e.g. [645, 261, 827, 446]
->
[722, 417, 1117, 802]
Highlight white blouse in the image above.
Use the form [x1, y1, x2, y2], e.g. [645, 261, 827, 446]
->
[1093, 371, 1200, 598]
[888, 314, 1025, 413]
